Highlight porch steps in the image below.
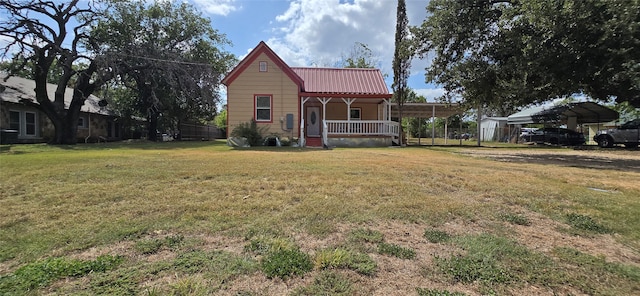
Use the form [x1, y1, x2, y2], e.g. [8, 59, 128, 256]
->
[305, 137, 323, 147]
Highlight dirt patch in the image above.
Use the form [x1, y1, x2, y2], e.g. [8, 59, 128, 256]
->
[458, 147, 640, 172]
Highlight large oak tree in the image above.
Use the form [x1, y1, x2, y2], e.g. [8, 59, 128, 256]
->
[414, 0, 640, 110]
[0, 0, 113, 144]
[91, 0, 235, 141]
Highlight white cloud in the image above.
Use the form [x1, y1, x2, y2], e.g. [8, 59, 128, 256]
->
[192, 0, 240, 16]
[263, 0, 434, 91]
[414, 87, 446, 102]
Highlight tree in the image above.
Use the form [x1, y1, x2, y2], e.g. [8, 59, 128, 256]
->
[214, 108, 227, 136]
[414, 0, 640, 109]
[392, 0, 412, 146]
[335, 42, 380, 69]
[92, 0, 235, 141]
[0, 0, 113, 144]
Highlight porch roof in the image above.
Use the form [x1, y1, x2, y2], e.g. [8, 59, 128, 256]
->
[391, 102, 463, 118]
[292, 67, 391, 98]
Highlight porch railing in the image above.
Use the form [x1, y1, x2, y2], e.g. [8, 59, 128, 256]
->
[324, 120, 400, 136]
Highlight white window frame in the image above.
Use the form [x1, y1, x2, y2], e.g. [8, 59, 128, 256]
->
[259, 61, 268, 72]
[9, 109, 39, 137]
[255, 95, 272, 122]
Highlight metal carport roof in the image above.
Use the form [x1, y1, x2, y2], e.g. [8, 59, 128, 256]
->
[391, 102, 462, 118]
[507, 102, 618, 125]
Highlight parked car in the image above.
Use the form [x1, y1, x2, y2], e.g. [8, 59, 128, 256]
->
[593, 119, 640, 148]
[520, 127, 585, 146]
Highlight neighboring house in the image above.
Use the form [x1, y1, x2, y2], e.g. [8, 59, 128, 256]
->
[222, 41, 399, 147]
[0, 75, 122, 144]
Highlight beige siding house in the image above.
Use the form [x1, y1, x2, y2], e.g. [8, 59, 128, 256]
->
[222, 41, 398, 147]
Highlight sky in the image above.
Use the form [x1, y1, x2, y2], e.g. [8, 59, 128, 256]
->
[191, 0, 443, 103]
[0, 0, 442, 103]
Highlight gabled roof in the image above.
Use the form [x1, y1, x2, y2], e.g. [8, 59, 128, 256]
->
[0, 75, 112, 116]
[292, 67, 391, 97]
[222, 41, 391, 98]
[221, 41, 304, 87]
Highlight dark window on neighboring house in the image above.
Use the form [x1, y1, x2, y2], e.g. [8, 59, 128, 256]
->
[25, 112, 36, 135]
[78, 116, 88, 128]
[9, 111, 20, 131]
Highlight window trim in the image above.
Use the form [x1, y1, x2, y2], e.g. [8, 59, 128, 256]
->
[254, 94, 273, 123]
[78, 115, 89, 129]
[259, 61, 268, 72]
[9, 109, 39, 137]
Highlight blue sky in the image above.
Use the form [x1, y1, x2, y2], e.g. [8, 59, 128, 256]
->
[192, 0, 443, 102]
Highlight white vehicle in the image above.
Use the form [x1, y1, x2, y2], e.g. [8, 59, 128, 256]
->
[594, 119, 640, 148]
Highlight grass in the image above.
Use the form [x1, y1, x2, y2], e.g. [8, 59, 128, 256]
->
[1, 140, 640, 294]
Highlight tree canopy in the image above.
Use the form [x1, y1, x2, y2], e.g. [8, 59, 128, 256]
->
[91, 0, 235, 140]
[414, 0, 640, 110]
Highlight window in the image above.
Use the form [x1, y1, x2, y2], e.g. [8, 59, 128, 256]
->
[9, 110, 38, 137]
[255, 95, 272, 122]
[9, 111, 20, 130]
[259, 61, 268, 72]
[350, 108, 361, 120]
[25, 112, 36, 136]
[78, 116, 88, 129]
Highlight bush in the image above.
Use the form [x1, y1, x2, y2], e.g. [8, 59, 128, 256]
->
[230, 118, 268, 146]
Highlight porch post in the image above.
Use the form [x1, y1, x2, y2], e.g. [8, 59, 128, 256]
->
[342, 98, 356, 133]
[317, 97, 332, 146]
[300, 97, 310, 147]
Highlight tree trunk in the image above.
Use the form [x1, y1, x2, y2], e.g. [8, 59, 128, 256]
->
[147, 112, 158, 141]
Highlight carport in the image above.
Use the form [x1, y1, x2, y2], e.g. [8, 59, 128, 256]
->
[507, 102, 619, 128]
[391, 102, 463, 145]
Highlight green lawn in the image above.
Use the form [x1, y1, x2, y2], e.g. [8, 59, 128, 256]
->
[1, 141, 639, 295]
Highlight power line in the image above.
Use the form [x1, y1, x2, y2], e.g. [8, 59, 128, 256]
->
[112, 52, 216, 67]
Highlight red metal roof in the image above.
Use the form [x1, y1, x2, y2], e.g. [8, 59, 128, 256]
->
[292, 67, 390, 96]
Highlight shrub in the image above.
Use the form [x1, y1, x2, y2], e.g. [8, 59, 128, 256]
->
[261, 249, 313, 279]
[230, 118, 268, 146]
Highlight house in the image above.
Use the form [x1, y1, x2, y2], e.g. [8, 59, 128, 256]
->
[222, 41, 399, 147]
[0, 75, 123, 144]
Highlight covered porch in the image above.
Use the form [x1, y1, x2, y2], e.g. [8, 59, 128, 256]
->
[299, 96, 399, 147]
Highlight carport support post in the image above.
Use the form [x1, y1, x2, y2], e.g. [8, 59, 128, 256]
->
[477, 105, 482, 147]
[431, 104, 436, 146]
